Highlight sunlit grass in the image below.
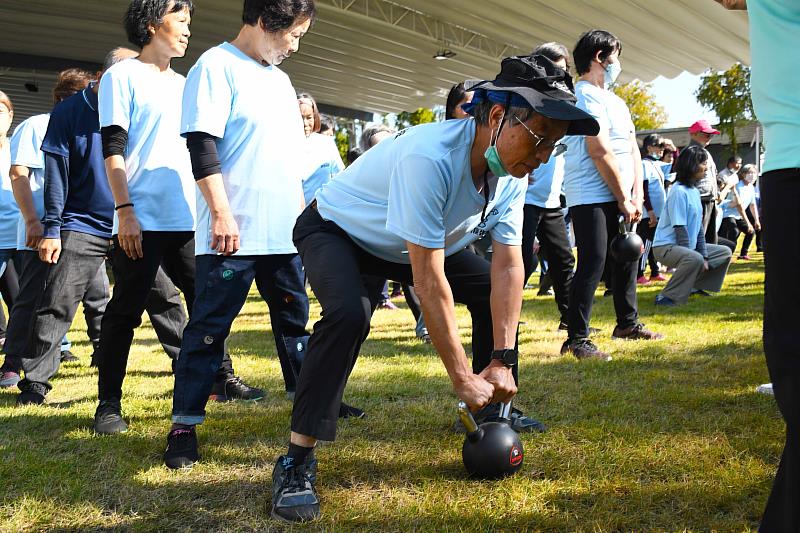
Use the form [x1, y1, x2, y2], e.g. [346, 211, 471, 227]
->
[0, 251, 776, 532]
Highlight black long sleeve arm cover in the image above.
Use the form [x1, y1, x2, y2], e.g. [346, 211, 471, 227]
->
[674, 225, 690, 248]
[101, 125, 128, 159]
[185, 131, 222, 181]
[642, 182, 653, 212]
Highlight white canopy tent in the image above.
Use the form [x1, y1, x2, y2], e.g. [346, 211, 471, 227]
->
[1, 0, 749, 125]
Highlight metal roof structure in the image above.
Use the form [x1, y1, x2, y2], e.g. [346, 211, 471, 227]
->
[1, 0, 750, 127]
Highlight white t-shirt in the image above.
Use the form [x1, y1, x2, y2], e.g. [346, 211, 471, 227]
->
[9, 113, 50, 250]
[316, 119, 526, 264]
[98, 58, 196, 234]
[563, 81, 635, 208]
[301, 133, 344, 204]
[181, 42, 306, 256]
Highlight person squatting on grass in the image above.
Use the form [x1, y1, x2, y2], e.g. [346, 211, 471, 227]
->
[163, 0, 316, 466]
[94, 0, 263, 435]
[718, 163, 761, 260]
[258, 54, 601, 523]
[650, 145, 732, 307]
[716, 0, 800, 529]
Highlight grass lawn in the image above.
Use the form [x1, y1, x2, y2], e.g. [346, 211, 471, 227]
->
[0, 252, 778, 532]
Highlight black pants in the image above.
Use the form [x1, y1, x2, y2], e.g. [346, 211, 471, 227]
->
[96, 231, 238, 402]
[719, 217, 755, 257]
[521, 204, 574, 324]
[701, 199, 718, 244]
[290, 205, 508, 441]
[759, 168, 800, 532]
[636, 221, 660, 278]
[567, 202, 638, 340]
[747, 207, 763, 252]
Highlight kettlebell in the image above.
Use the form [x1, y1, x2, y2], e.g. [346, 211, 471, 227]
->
[609, 215, 644, 262]
[457, 401, 524, 479]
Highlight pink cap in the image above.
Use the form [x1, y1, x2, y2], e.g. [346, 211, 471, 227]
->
[688, 120, 721, 135]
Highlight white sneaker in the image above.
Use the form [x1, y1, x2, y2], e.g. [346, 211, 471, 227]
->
[756, 383, 774, 396]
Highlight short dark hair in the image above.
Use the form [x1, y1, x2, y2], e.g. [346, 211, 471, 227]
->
[53, 68, 94, 104]
[103, 47, 137, 71]
[641, 133, 664, 156]
[297, 92, 320, 133]
[346, 147, 362, 165]
[727, 155, 742, 166]
[674, 144, 708, 187]
[124, 0, 194, 49]
[319, 114, 335, 134]
[445, 82, 467, 120]
[471, 99, 535, 127]
[573, 29, 622, 75]
[532, 42, 571, 74]
[242, 0, 316, 32]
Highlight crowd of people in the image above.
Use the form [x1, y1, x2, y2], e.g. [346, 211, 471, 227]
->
[0, 0, 793, 528]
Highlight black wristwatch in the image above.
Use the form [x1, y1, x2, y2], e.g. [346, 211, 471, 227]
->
[491, 348, 518, 368]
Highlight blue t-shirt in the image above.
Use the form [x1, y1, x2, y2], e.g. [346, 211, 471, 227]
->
[748, 0, 800, 172]
[40, 86, 114, 239]
[641, 157, 666, 220]
[653, 183, 703, 249]
[562, 81, 635, 208]
[99, 58, 195, 233]
[182, 42, 306, 256]
[525, 153, 564, 209]
[316, 119, 527, 264]
[722, 181, 755, 219]
[302, 133, 344, 205]
[0, 143, 19, 249]
[9, 113, 50, 250]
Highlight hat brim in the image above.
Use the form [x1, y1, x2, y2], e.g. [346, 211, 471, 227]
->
[468, 80, 600, 136]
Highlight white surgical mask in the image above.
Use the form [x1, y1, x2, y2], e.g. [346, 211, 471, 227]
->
[604, 60, 622, 87]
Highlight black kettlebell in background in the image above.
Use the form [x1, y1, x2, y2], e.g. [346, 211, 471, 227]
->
[458, 401, 524, 479]
[609, 215, 644, 263]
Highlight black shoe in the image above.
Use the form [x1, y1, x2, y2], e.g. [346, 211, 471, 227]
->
[93, 399, 128, 434]
[506, 408, 547, 433]
[16, 382, 48, 406]
[270, 455, 320, 523]
[338, 402, 365, 419]
[210, 376, 265, 402]
[60, 350, 79, 363]
[691, 289, 711, 297]
[561, 338, 612, 361]
[454, 403, 545, 434]
[164, 427, 200, 469]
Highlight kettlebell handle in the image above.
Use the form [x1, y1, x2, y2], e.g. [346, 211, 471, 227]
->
[617, 214, 638, 234]
[457, 400, 514, 429]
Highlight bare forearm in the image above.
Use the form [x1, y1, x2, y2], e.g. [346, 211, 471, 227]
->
[713, 0, 746, 10]
[196, 173, 233, 216]
[105, 156, 132, 206]
[630, 136, 644, 202]
[587, 138, 629, 203]
[490, 245, 524, 349]
[9, 166, 38, 222]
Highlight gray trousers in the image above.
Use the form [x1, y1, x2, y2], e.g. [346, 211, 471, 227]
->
[653, 243, 732, 304]
[19, 230, 188, 392]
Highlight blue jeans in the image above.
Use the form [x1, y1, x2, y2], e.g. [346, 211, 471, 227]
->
[172, 254, 310, 425]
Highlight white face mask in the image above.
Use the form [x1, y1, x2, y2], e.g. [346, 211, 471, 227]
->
[604, 60, 622, 86]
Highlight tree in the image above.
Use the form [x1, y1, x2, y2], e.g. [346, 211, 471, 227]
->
[395, 107, 436, 130]
[695, 62, 754, 155]
[611, 81, 667, 131]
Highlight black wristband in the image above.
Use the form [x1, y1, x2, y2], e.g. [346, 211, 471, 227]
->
[115, 203, 134, 211]
[491, 348, 518, 368]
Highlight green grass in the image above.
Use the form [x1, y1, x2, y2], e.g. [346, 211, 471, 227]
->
[0, 252, 778, 532]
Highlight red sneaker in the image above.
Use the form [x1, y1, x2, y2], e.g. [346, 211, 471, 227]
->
[636, 276, 651, 286]
[738, 255, 752, 261]
[649, 273, 668, 282]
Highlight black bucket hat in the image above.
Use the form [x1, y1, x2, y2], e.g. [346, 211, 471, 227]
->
[467, 55, 600, 136]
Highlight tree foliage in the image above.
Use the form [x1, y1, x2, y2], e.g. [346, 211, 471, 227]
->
[395, 107, 437, 130]
[611, 81, 667, 131]
[695, 63, 753, 154]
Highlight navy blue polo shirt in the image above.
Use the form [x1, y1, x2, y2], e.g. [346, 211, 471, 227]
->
[40, 85, 113, 239]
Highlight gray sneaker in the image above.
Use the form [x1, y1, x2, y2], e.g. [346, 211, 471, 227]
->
[0, 371, 21, 388]
[270, 455, 320, 523]
[756, 383, 774, 396]
[93, 399, 128, 434]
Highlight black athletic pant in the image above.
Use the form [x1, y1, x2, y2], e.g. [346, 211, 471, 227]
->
[701, 198, 718, 245]
[759, 168, 800, 532]
[567, 201, 638, 340]
[0, 257, 18, 340]
[521, 204, 574, 324]
[290, 205, 511, 441]
[719, 216, 755, 257]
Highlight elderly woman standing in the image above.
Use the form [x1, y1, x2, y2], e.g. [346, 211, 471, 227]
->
[297, 92, 344, 204]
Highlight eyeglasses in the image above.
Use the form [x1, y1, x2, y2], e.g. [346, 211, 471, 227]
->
[513, 116, 567, 157]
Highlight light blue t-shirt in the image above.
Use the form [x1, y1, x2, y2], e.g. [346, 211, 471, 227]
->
[525, 153, 564, 208]
[653, 183, 703, 249]
[182, 42, 306, 256]
[722, 181, 755, 219]
[99, 58, 195, 234]
[316, 119, 527, 264]
[9, 113, 50, 251]
[748, 0, 800, 172]
[302, 133, 344, 205]
[641, 157, 666, 220]
[0, 143, 19, 249]
[563, 81, 635, 208]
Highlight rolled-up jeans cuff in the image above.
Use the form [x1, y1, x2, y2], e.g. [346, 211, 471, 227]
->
[171, 414, 205, 425]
